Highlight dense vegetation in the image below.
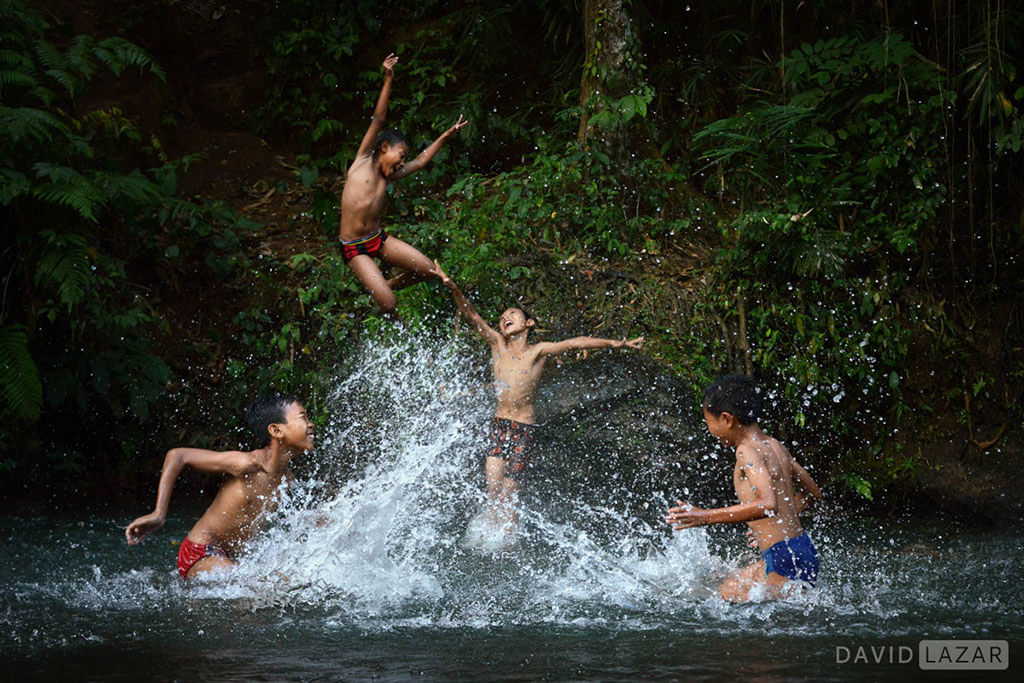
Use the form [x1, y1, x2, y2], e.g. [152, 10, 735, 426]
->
[1, 0, 1021, 512]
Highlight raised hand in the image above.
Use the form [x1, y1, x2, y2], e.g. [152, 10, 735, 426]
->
[621, 336, 644, 350]
[443, 114, 469, 138]
[382, 53, 398, 78]
[433, 260, 452, 285]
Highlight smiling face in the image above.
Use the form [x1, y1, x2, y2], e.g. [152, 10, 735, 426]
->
[376, 141, 408, 178]
[271, 402, 315, 452]
[702, 407, 737, 447]
[498, 307, 533, 338]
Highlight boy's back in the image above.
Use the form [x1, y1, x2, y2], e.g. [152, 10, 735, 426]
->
[733, 435, 809, 551]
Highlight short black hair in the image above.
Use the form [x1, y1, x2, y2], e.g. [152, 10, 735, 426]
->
[373, 128, 409, 158]
[245, 393, 299, 447]
[702, 374, 761, 425]
[517, 305, 536, 324]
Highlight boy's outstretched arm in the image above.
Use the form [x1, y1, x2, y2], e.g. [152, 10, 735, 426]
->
[125, 447, 261, 545]
[666, 447, 777, 529]
[434, 261, 500, 345]
[354, 53, 399, 158]
[536, 335, 644, 357]
[391, 114, 468, 179]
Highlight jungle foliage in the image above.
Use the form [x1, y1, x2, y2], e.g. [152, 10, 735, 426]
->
[1, 0, 1022, 508]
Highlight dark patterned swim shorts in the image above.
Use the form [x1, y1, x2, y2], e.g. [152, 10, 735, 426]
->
[487, 417, 538, 480]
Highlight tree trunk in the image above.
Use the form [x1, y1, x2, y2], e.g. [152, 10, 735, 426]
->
[577, 0, 644, 159]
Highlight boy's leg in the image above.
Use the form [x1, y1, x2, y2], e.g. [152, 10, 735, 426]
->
[718, 560, 790, 602]
[379, 236, 437, 291]
[485, 455, 519, 530]
[186, 554, 235, 579]
[347, 254, 398, 314]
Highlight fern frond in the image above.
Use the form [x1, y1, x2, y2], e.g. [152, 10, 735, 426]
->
[311, 118, 345, 141]
[43, 66, 80, 97]
[0, 0, 47, 44]
[33, 182, 101, 222]
[0, 105, 68, 143]
[0, 324, 43, 421]
[95, 169, 161, 205]
[66, 35, 97, 81]
[32, 39, 83, 96]
[0, 47, 32, 68]
[32, 163, 104, 221]
[0, 67, 38, 94]
[31, 39, 63, 72]
[33, 231, 92, 309]
[94, 37, 166, 82]
[0, 168, 31, 204]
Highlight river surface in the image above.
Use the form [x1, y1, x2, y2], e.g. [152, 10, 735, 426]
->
[2, 338, 1021, 680]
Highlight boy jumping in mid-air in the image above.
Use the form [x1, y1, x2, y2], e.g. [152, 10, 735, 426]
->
[125, 394, 314, 580]
[339, 53, 468, 318]
[435, 262, 643, 533]
[666, 374, 823, 602]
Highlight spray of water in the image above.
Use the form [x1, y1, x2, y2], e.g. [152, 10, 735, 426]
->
[202, 331, 735, 625]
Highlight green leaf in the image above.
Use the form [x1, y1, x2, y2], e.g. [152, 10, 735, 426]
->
[0, 325, 42, 420]
[299, 165, 319, 188]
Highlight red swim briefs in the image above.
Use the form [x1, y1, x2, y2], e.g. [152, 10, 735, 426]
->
[176, 536, 227, 579]
[340, 229, 389, 263]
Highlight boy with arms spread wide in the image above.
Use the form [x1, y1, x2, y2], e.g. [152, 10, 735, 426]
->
[339, 53, 467, 318]
[666, 375, 823, 602]
[435, 262, 643, 532]
[125, 394, 314, 580]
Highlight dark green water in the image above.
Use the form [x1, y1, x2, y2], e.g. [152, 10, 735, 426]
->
[2, 514, 1021, 681]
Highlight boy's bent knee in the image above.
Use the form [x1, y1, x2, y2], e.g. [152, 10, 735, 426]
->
[372, 291, 397, 313]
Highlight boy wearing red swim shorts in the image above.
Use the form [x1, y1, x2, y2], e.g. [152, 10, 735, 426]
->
[125, 394, 314, 580]
[339, 52, 467, 319]
[434, 262, 643, 535]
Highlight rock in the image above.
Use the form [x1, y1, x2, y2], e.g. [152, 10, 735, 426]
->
[525, 354, 731, 524]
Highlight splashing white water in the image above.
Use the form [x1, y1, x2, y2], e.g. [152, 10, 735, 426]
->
[216, 332, 739, 623]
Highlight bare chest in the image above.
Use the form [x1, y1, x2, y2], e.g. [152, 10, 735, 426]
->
[492, 351, 542, 386]
[342, 165, 386, 209]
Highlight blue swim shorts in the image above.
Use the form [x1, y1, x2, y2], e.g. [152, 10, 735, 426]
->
[762, 532, 819, 585]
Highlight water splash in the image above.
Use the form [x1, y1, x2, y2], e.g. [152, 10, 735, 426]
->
[208, 331, 819, 627]
[9, 332, 1020, 651]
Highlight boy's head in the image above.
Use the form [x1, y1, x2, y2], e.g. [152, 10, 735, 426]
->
[245, 393, 312, 450]
[702, 375, 762, 443]
[373, 128, 410, 178]
[498, 307, 535, 338]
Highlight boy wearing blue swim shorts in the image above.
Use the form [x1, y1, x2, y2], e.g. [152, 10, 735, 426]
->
[666, 375, 823, 602]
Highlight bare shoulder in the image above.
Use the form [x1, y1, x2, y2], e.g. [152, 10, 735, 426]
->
[525, 342, 552, 362]
[212, 448, 267, 479]
[529, 340, 561, 358]
[247, 448, 278, 473]
[766, 436, 798, 463]
[734, 441, 772, 469]
[346, 154, 373, 177]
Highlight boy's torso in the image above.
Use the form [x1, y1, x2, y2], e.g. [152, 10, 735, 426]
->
[188, 468, 289, 557]
[339, 157, 387, 241]
[733, 438, 804, 550]
[491, 342, 545, 424]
